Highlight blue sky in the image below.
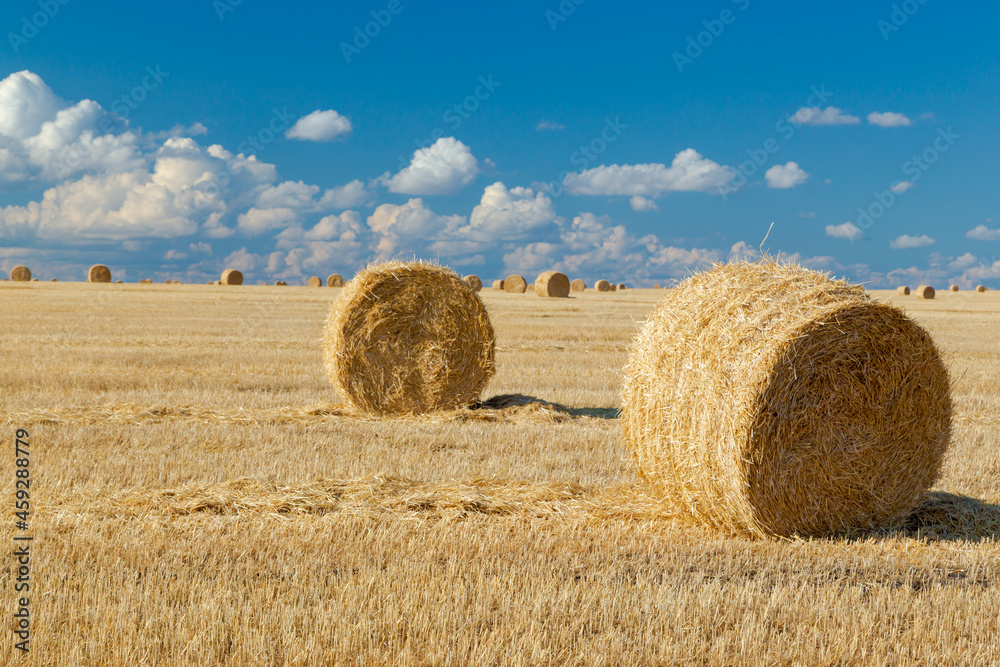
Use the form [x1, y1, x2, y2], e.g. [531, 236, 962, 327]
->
[1, 0, 999, 286]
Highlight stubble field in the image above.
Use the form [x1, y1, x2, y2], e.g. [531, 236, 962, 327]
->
[1, 280, 999, 666]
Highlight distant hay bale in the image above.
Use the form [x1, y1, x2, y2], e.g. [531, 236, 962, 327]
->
[916, 285, 935, 299]
[492, 279, 504, 290]
[570, 279, 587, 292]
[327, 274, 345, 288]
[275, 280, 287, 286]
[976, 285, 988, 292]
[504, 274, 527, 293]
[897, 286, 910, 295]
[617, 283, 627, 290]
[139, 278, 152, 284]
[87, 264, 112, 283]
[464, 275, 483, 292]
[50, 278, 57, 282]
[221, 269, 243, 286]
[950, 285, 959, 292]
[114, 280, 123, 284]
[164, 279, 172, 284]
[308, 276, 322, 287]
[534, 271, 570, 298]
[595, 279, 614, 292]
[653, 283, 661, 289]
[10, 265, 31, 282]
[621, 260, 952, 538]
[32, 278, 38, 282]
[323, 261, 496, 415]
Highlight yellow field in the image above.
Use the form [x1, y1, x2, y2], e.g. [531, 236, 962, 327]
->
[2, 281, 999, 666]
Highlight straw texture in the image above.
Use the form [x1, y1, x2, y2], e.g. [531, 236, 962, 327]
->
[88, 264, 112, 283]
[534, 271, 570, 298]
[10, 265, 31, 281]
[323, 261, 496, 415]
[621, 260, 952, 538]
[327, 274, 345, 287]
[504, 275, 527, 293]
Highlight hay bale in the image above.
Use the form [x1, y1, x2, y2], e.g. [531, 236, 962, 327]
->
[31, 278, 38, 282]
[87, 264, 112, 283]
[114, 280, 123, 284]
[950, 285, 959, 292]
[595, 279, 613, 292]
[617, 283, 627, 290]
[534, 271, 570, 298]
[916, 285, 935, 299]
[621, 260, 952, 538]
[896, 286, 910, 296]
[976, 285, 988, 292]
[308, 276, 322, 287]
[50, 278, 58, 282]
[504, 274, 527, 293]
[275, 280, 287, 286]
[10, 265, 31, 282]
[464, 275, 483, 292]
[570, 279, 587, 292]
[492, 279, 504, 290]
[653, 283, 661, 289]
[221, 269, 243, 286]
[139, 278, 152, 284]
[327, 274, 345, 288]
[323, 261, 496, 415]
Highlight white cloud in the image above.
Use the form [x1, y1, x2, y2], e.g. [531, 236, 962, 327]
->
[890, 234, 935, 249]
[630, 195, 658, 212]
[222, 247, 259, 273]
[386, 137, 479, 195]
[463, 182, 557, 238]
[366, 198, 465, 257]
[189, 242, 212, 254]
[789, 107, 861, 126]
[535, 120, 565, 131]
[285, 109, 352, 142]
[164, 249, 187, 260]
[868, 112, 912, 128]
[765, 161, 808, 189]
[890, 181, 915, 194]
[318, 179, 368, 209]
[826, 222, 863, 242]
[967, 225, 1000, 241]
[236, 207, 298, 236]
[563, 149, 733, 197]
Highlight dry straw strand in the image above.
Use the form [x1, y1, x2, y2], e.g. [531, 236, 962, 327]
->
[917, 285, 935, 299]
[323, 260, 496, 415]
[464, 275, 483, 292]
[221, 269, 243, 286]
[621, 259, 952, 538]
[327, 274, 345, 288]
[534, 271, 570, 298]
[503, 274, 527, 293]
[897, 286, 910, 296]
[88, 264, 112, 283]
[10, 265, 31, 281]
[570, 279, 587, 292]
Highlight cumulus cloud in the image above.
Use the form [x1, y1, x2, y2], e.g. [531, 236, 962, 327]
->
[630, 195, 658, 212]
[765, 161, 808, 189]
[386, 137, 479, 195]
[967, 224, 1000, 241]
[789, 106, 860, 126]
[826, 222, 863, 242]
[868, 112, 912, 128]
[563, 149, 733, 197]
[890, 234, 935, 249]
[535, 119, 564, 131]
[285, 109, 352, 142]
[237, 207, 298, 236]
[366, 198, 465, 256]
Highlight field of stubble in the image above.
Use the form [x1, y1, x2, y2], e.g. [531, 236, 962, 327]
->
[1, 280, 999, 666]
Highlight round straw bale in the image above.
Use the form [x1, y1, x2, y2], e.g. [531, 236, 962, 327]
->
[10, 265, 31, 282]
[327, 274, 345, 288]
[916, 285, 935, 299]
[140, 278, 152, 284]
[464, 275, 483, 292]
[896, 286, 910, 295]
[617, 283, 627, 290]
[324, 261, 496, 415]
[621, 260, 952, 538]
[570, 279, 587, 292]
[504, 274, 527, 293]
[950, 284, 959, 292]
[114, 280, 123, 284]
[534, 271, 570, 298]
[976, 285, 987, 292]
[308, 276, 322, 287]
[653, 283, 661, 289]
[221, 269, 243, 286]
[87, 264, 112, 283]
[50, 278, 58, 282]
[595, 279, 613, 292]
[32, 278, 38, 282]
[492, 279, 504, 290]
[275, 280, 287, 286]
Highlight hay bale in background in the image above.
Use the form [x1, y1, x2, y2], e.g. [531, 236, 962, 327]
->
[139, 278, 152, 284]
[114, 280, 123, 284]
[308, 276, 322, 287]
[491, 279, 505, 290]
[976, 285, 988, 292]
[897, 286, 910, 295]
[950, 285, 959, 292]
[504, 274, 527, 293]
[88, 264, 112, 283]
[50, 278, 58, 282]
[570, 279, 587, 292]
[595, 279, 614, 292]
[653, 284, 661, 289]
[617, 283, 627, 290]
[327, 274, 345, 287]
[621, 260, 952, 538]
[534, 271, 570, 298]
[221, 269, 243, 286]
[275, 280, 287, 286]
[464, 275, 483, 292]
[917, 285, 935, 299]
[10, 265, 31, 282]
[324, 261, 496, 415]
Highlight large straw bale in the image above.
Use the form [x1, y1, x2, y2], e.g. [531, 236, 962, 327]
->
[10, 265, 31, 282]
[327, 274, 345, 287]
[88, 264, 112, 283]
[571, 279, 587, 292]
[464, 275, 483, 292]
[534, 271, 570, 298]
[916, 285, 935, 299]
[504, 274, 527, 293]
[621, 260, 952, 538]
[896, 286, 910, 295]
[221, 269, 243, 286]
[595, 279, 613, 292]
[323, 261, 496, 415]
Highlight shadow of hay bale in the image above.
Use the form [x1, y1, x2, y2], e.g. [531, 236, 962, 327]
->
[462, 394, 619, 422]
[896, 491, 1000, 542]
